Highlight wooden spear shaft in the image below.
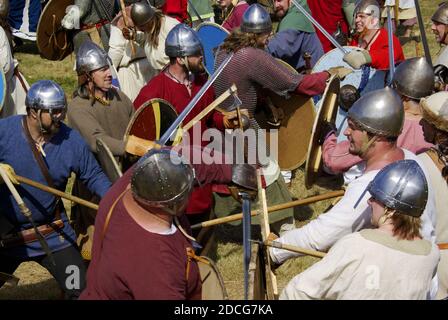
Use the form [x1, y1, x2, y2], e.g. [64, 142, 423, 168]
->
[264, 240, 326, 259]
[14, 175, 99, 211]
[191, 189, 345, 229]
[119, 0, 136, 56]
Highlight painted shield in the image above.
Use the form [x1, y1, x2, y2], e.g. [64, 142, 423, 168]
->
[37, 0, 74, 61]
[305, 75, 340, 189]
[124, 98, 178, 143]
[256, 60, 316, 171]
[96, 138, 122, 183]
[0, 69, 6, 113]
[312, 46, 387, 142]
[195, 22, 229, 75]
[197, 256, 229, 300]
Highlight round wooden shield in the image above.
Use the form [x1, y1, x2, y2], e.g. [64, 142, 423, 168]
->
[195, 22, 229, 75]
[0, 69, 6, 113]
[256, 59, 316, 171]
[124, 98, 178, 143]
[96, 138, 122, 183]
[197, 256, 229, 300]
[312, 46, 386, 142]
[37, 0, 74, 61]
[305, 75, 341, 189]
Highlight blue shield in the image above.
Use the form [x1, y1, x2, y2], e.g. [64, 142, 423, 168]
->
[0, 69, 6, 113]
[312, 46, 387, 142]
[195, 22, 229, 75]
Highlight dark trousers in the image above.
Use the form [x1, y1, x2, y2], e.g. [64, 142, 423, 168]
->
[0, 245, 87, 299]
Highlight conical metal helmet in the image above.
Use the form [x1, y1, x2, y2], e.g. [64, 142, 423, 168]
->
[25, 80, 67, 111]
[391, 57, 434, 100]
[76, 41, 109, 75]
[367, 160, 428, 217]
[240, 3, 272, 34]
[420, 91, 448, 133]
[131, 148, 195, 216]
[354, 0, 380, 19]
[0, 0, 9, 18]
[165, 24, 204, 58]
[131, 1, 155, 27]
[431, 2, 448, 25]
[348, 87, 404, 137]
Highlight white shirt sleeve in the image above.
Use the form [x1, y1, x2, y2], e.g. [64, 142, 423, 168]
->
[271, 172, 377, 264]
[108, 25, 126, 68]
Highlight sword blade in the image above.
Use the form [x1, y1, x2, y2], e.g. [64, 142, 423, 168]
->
[241, 193, 252, 301]
[414, 0, 432, 66]
[386, 6, 395, 84]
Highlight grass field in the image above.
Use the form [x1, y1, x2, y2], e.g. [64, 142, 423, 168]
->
[0, 0, 440, 300]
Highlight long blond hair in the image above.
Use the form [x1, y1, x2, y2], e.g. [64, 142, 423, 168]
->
[382, 208, 422, 241]
[146, 10, 164, 48]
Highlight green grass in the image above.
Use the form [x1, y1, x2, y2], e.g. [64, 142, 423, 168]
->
[0, 0, 440, 300]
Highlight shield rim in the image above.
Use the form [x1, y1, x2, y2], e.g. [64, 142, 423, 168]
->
[0, 69, 6, 113]
[304, 75, 341, 189]
[96, 137, 123, 183]
[312, 45, 360, 73]
[124, 98, 179, 141]
[267, 59, 316, 170]
[36, 0, 74, 61]
[195, 21, 230, 75]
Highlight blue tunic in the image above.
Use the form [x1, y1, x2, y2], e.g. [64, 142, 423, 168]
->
[267, 29, 324, 71]
[0, 115, 111, 258]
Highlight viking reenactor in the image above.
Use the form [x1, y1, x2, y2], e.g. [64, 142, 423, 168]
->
[0, 0, 29, 118]
[322, 57, 435, 174]
[418, 91, 448, 299]
[267, 0, 324, 72]
[211, 4, 348, 234]
[307, 0, 350, 52]
[431, 2, 448, 92]
[0, 80, 111, 299]
[67, 41, 153, 259]
[133, 24, 218, 226]
[61, 0, 117, 53]
[342, 0, 404, 70]
[109, 0, 153, 101]
[80, 148, 249, 300]
[281, 160, 440, 300]
[270, 88, 437, 270]
[381, 0, 418, 41]
[122, 1, 179, 76]
[219, 0, 249, 32]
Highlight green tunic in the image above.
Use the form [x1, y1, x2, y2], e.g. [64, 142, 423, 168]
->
[277, 0, 315, 33]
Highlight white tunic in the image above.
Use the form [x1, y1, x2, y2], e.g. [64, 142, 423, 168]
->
[384, 0, 415, 9]
[0, 26, 28, 118]
[280, 230, 439, 300]
[272, 149, 437, 264]
[108, 24, 153, 102]
[135, 16, 179, 75]
[418, 152, 448, 299]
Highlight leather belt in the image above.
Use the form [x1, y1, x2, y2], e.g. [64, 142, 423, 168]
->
[81, 19, 110, 31]
[0, 219, 64, 249]
[438, 243, 448, 250]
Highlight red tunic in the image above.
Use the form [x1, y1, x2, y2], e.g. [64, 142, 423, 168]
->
[161, 0, 188, 23]
[222, 2, 249, 32]
[79, 168, 202, 300]
[350, 28, 405, 70]
[133, 72, 215, 215]
[307, 0, 349, 52]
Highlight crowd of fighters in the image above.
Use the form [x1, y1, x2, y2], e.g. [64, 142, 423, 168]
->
[0, 0, 448, 300]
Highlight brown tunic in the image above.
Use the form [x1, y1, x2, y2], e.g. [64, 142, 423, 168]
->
[67, 89, 134, 156]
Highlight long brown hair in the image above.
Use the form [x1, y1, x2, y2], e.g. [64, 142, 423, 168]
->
[146, 10, 164, 48]
[220, 29, 263, 53]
